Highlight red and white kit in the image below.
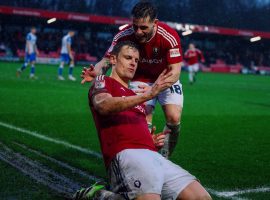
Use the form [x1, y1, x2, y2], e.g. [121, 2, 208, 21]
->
[106, 22, 184, 107]
[89, 75, 195, 200]
[184, 48, 205, 72]
[88, 75, 157, 167]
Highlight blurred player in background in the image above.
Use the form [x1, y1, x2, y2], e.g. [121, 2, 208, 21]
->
[82, 2, 183, 158]
[17, 27, 39, 79]
[184, 43, 205, 84]
[58, 30, 76, 81]
[75, 41, 211, 200]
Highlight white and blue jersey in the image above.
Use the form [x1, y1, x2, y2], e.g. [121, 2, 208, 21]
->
[25, 32, 37, 62]
[60, 34, 72, 63]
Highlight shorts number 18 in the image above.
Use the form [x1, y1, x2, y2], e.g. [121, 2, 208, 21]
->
[170, 85, 182, 95]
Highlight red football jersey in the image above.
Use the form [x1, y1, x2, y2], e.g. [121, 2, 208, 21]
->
[88, 75, 157, 167]
[184, 49, 205, 65]
[105, 22, 183, 83]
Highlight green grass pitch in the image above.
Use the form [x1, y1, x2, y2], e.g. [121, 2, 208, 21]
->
[0, 61, 269, 199]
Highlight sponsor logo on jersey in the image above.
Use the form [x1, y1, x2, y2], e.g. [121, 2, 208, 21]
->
[134, 105, 145, 114]
[140, 58, 163, 64]
[169, 48, 181, 58]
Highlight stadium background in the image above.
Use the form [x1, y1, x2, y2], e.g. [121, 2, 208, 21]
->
[0, 0, 269, 199]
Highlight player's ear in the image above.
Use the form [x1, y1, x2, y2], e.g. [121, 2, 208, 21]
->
[109, 55, 117, 66]
[153, 19, 159, 26]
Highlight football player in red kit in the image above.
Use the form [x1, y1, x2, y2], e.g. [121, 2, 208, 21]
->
[184, 43, 205, 84]
[82, 2, 183, 158]
[74, 41, 211, 200]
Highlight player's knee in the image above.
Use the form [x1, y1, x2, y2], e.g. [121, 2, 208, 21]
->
[197, 194, 212, 200]
[166, 113, 180, 124]
[178, 192, 212, 200]
[195, 193, 212, 200]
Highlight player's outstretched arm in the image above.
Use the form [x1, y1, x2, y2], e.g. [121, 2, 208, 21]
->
[93, 69, 173, 115]
[81, 57, 111, 84]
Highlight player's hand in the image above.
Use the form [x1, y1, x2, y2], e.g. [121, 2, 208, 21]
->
[81, 65, 97, 84]
[134, 84, 151, 94]
[149, 69, 174, 97]
[151, 126, 171, 150]
[151, 126, 171, 149]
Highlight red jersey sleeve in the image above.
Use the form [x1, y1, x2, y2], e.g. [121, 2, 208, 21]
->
[158, 24, 183, 65]
[89, 75, 112, 105]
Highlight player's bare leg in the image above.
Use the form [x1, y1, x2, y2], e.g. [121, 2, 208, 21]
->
[176, 181, 212, 200]
[160, 104, 182, 158]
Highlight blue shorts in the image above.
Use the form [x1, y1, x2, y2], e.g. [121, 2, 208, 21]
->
[60, 53, 71, 63]
[25, 53, 36, 62]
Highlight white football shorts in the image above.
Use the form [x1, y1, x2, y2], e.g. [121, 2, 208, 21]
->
[188, 63, 200, 73]
[129, 80, 183, 108]
[108, 149, 196, 200]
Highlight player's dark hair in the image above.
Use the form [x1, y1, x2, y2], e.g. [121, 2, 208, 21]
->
[131, 1, 157, 22]
[111, 41, 139, 57]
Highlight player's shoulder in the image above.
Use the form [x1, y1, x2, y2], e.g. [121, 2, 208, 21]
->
[157, 22, 180, 47]
[185, 49, 192, 53]
[67, 36, 72, 41]
[157, 22, 179, 36]
[195, 48, 202, 53]
[26, 33, 32, 40]
[113, 24, 134, 41]
[95, 75, 107, 81]
[184, 49, 190, 54]
[93, 75, 111, 88]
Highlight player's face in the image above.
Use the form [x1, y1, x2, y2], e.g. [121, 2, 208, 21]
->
[113, 46, 139, 80]
[189, 44, 195, 50]
[132, 16, 157, 43]
[31, 28, 37, 34]
[70, 31, 75, 37]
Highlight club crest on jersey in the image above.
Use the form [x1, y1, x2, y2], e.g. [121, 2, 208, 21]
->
[169, 48, 181, 58]
[94, 75, 105, 89]
[152, 47, 159, 57]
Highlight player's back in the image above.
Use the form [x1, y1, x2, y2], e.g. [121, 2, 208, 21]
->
[60, 34, 71, 54]
[25, 32, 37, 54]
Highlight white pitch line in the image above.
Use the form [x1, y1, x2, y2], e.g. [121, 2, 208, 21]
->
[0, 121, 102, 158]
[208, 187, 270, 198]
[0, 121, 269, 199]
[13, 141, 103, 182]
